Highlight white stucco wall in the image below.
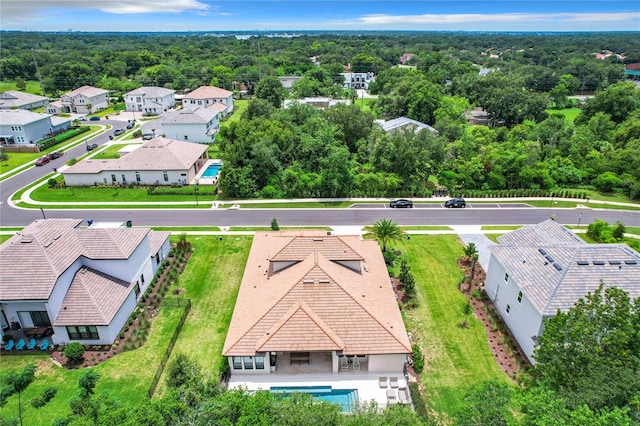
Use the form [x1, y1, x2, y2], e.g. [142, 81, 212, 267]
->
[367, 354, 406, 373]
[0, 116, 52, 145]
[485, 254, 544, 363]
[64, 168, 196, 186]
[162, 122, 217, 144]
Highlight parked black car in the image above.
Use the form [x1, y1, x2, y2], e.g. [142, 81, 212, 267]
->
[49, 151, 63, 159]
[86, 143, 98, 151]
[444, 198, 466, 208]
[390, 199, 414, 208]
[126, 122, 135, 129]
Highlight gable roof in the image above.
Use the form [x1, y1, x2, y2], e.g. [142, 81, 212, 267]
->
[53, 267, 132, 326]
[161, 107, 219, 124]
[490, 220, 640, 315]
[0, 109, 51, 125]
[0, 219, 153, 300]
[184, 86, 232, 100]
[223, 231, 411, 356]
[64, 85, 109, 98]
[62, 137, 207, 174]
[0, 90, 48, 108]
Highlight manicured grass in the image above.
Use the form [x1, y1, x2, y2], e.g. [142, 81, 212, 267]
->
[626, 227, 640, 236]
[485, 234, 504, 243]
[16, 202, 215, 210]
[401, 235, 510, 416]
[0, 80, 43, 94]
[0, 306, 184, 425]
[400, 226, 452, 231]
[156, 235, 252, 394]
[27, 185, 218, 203]
[523, 200, 640, 210]
[228, 226, 332, 231]
[218, 201, 354, 208]
[580, 189, 640, 205]
[151, 226, 221, 232]
[92, 143, 141, 160]
[481, 226, 522, 230]
[222, 100, 248, 125]
[545, 108, 580, 122]
[0, 235, 14, 243]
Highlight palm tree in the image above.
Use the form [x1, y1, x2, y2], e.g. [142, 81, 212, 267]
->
[364, 218, 405, 252]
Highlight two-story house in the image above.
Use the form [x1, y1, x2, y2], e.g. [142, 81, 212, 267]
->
[0, 219, 170, 345]
[0, 109, 54, 145]
[341, 72, 375, 90]
[47, 86, 109, 115]
[124, 87, 176, 115]
[182, 86, 234, 116]
[0, 91, 49, 110]
[160, 107, 221, 143]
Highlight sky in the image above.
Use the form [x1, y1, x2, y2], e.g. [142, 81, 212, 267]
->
[1, 1, 639, 32]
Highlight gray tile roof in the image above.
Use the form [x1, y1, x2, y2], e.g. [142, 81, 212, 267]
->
[161, 107, 219, 124]
[490, 220, 640, 315]
[0, 90, 48, 108]
[65, 85, 108, 98]
[0, 219, 152, 301]
[148, 231, 171, 255]
[0, 109, 51, 125]
[62, 137, 207, 174]
[125, 86, 175, 98]
[380, 116, 437, 134]
[53, 267, 132, 326]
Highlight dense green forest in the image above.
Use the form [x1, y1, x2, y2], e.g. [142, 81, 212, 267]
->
[2, 32, 640, 199]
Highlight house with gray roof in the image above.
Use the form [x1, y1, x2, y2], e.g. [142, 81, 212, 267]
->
[160, 107, 221, 143]
[47, 85, 109, 115]
[124, 86, 176, 115]
[0, 109, 55, 146]
[484, 219, 640, 363]
[0, 219, 170, 345]
[0, 90, 49, 110]
[61, 137, 208, 186]
[378, 117, 437, 134]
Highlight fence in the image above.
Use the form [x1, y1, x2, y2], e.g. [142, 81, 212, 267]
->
[147, 298, 191, 399]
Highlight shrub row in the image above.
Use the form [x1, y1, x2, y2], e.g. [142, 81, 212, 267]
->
[449, 188, 589, 199]
[37, 126, 90, 150]
[147, 187, 217, 197]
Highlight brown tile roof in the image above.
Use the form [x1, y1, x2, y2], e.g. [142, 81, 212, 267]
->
[184, 86, 232, 100]
[0, 219, 151, 301]
[53, 267, 132, 326]
[63, 137, 208, 174]
[223, 232, 411, 356]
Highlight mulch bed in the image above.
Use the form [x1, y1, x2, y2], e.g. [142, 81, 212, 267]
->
[50, 248, 191, 369]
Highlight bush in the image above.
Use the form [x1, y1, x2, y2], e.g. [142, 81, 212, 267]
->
[409, 382, 429, 421]
[64, 342, 85, 364]
[411, 343, 424, 373]
[383, 250, 397, 266]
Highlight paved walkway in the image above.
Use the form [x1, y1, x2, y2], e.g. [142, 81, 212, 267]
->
[450, 226, 497, 271]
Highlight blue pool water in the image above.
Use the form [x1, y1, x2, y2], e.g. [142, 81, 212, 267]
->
[270, 386, 358, 412]
[201, 163, 221, 178]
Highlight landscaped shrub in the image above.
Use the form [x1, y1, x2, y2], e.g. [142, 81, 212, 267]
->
[409, 382, 429, 421]
[411, 343, 425, 373]
[64, 342, 85, 364]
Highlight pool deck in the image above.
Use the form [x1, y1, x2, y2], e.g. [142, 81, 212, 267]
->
[228, 372, 411, 407]
[194, 159, 222, 185]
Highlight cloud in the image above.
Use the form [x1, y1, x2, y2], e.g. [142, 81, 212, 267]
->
[1, 0, 210, 22]
[355, 11, 640, 26]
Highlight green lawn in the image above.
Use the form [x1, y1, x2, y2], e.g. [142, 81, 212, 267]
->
[150, 226, 221, 232]
[0, 80, 44, 94]
[545, 108, 580, 122]
[402, 235, 510, 417]
[0, 235, 14, 243]
[228, 226, 332, 231]
[222, 100, 248, 125]
[481, 226, 522, 231]
[0, 306, 184, 425]
[218, 201, 354, 208]
[92, 143, 141, 160]
[26, 184, 219, 203]
[400, 225, 452, 231]
[485, 234, 504, 243]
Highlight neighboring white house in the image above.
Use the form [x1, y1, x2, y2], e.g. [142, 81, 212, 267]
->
[0, 218, 170, 345]
[484, 220, 640, 363]
[223, 231, 412, 376]
[378, 117, 437, 134]
[160, 107, 221, 143]
[0, 109, 54, 145]
[341, 72, 375, 90]
[0, 90, 49, 110]
[124, 87, 176, 115]
[47, 86, 109, 115]
[278, 76, 303, 90]
[183, 86, 234, 116]
[62, 137, 208, 186]
[283, 97, 351, 110]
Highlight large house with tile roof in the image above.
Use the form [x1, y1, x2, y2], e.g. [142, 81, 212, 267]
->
[485, 220, 640, 363]
[159, 107, 221, 143]
[223, 231, 412, 376]
[0, 219, 170, 345]
[124, 86, 176, 115]
[0, 90, 49, 110]
[61, 137, 208, 186]
[183, 86, 234, 116]
[47, 85, 109, 115]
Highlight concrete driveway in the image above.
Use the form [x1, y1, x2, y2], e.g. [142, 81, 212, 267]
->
[450, 225, 497, 271]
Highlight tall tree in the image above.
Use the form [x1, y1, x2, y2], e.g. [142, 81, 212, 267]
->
[363, 218, 405, 252]
[254, 75, 286, 108]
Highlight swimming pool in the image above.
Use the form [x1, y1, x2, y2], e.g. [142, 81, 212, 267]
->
[201, 163, 221, 178]
[270, 386, 358, 412]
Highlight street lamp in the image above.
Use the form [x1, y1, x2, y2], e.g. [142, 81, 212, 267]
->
[577, 213, 583, 229]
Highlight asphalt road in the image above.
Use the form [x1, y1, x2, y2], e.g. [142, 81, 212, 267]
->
[1, 124, 639, 228]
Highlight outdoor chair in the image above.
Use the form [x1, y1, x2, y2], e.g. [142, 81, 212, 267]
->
[27, 338, 37, 350]
[353, 357, 360, 371]
[378, 376, 388, 388]
[398, 387, 410, 404]
[39, 339, 49, 351]
[340, 356, 349, 371]
[15, 339, 25, 350]
[389, 376, 399, 388]
[386, 389, 398, 404]
[4, 339, 15, 351]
